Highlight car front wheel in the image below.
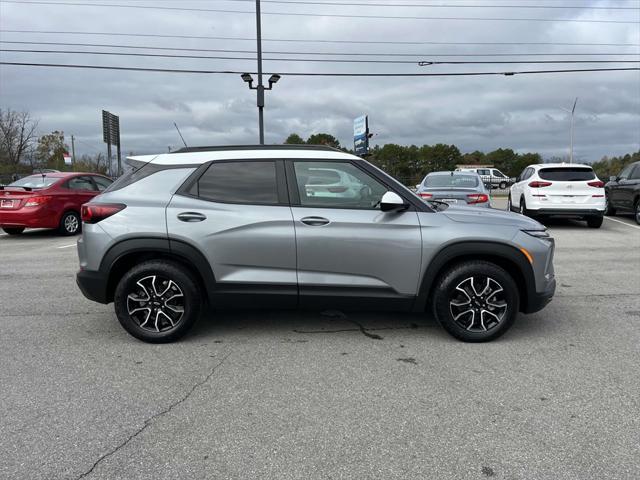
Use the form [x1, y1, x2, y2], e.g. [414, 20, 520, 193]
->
[433, 261, 519, 342]
[635, 200, 640, 225]
[114, 260, 202, 343]
[604, 195, 616, 216]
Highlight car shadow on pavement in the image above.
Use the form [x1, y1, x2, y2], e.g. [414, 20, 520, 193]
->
[0, 228, 67, 240]
[186, 308, 448, 343]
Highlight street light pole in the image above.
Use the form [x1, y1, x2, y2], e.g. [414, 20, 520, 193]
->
[255, 0, 265, 144]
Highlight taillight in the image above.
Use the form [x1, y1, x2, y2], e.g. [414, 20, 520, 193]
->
[587, 180, 604, 188]
[528, 181, 553, 188]
[467, 193, 489, 204]
[25, 195, 51, 207]
[81, 203, 126, 224]
[419, 193, 433, 198]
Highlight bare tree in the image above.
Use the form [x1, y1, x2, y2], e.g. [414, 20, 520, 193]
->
[0, 108, 39, 167]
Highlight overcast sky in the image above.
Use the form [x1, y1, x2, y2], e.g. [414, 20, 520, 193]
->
[0, 0, 639, 162]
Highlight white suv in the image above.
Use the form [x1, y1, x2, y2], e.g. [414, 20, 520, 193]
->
[508, 163, 605, 228]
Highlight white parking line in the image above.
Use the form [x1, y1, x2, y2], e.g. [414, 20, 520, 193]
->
[57, 243, 77, 249]
[604, 216, 640, 230]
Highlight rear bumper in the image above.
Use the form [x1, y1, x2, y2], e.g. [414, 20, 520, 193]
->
[523, 277, 556, 314]
[528, 208, 603, 217]
[0, 207, 58, 228]
[76, 269, 109, 304]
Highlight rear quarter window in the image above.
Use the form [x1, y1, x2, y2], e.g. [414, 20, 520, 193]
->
[538, 167, 595, 181]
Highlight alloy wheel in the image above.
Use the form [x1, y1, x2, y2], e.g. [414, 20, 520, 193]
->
[65, 214, 79, 233]
[127, 275, 185, 332]
[636, 202, 640, 224]
[449, 276, 508, 332]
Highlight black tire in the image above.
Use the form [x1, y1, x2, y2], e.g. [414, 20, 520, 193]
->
[635, 199, 640, 225]
[433, 261, 519, 342]
[58, 211, 81, 236]
[499, 181, 507, 190]
[519, 196, 531, 217]
[114, 260, 201, 343]
[507, 195, 513, 212]
[586, 215, 603, 228]
[604, 194, 616, 216]
[2, 227, 25, 235]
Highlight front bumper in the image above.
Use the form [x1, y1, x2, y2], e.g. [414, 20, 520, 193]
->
[76, 269, 109, 304]
[523, 276, 556, 314]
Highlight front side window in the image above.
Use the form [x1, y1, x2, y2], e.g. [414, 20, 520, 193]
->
[618, 163, 635, 180]
[492, 170, 506, 178]
[193, 161, 279, 204]
[629, 165, 640, 180]
[67, 176, 97, 191]
[293, 161, 387, 209]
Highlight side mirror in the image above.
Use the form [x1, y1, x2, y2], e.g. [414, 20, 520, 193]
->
[609, 176, 617, 182]
[380, 191, 408, 212]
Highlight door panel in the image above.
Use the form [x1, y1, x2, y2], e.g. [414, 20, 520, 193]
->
[291, 207, 422, 298]
[167, 195, 297, 289]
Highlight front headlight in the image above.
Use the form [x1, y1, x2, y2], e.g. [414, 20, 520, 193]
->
[522, 229, 551, 239]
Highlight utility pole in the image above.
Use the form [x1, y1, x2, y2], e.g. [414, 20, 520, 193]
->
[71, 135, 76, 165]
[255, 0, 265, 144]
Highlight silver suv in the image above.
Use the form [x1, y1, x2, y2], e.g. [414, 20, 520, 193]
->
[76, 145, 555, 343]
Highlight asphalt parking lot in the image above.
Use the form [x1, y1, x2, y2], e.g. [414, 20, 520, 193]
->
[1, 199, 639, 480]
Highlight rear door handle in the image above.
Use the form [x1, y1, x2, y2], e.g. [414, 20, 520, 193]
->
[177, 212, 207, 222]
[300, 216, 330, 226]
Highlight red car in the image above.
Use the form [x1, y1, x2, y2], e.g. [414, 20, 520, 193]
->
[0, 172, 113, 235]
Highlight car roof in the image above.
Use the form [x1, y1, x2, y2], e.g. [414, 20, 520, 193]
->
[128, 144, 359, 166]
[427, 171, 480, 176]
[531, 163, 593, 169]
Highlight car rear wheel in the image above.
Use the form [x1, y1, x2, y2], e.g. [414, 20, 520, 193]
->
[519, 197, 531, 217]
[499, 181, 507, 190]
[114, 260, 201, 343]
[58, 211, 81, 235]
[586, 216, 603, 228]
[433, 261, 519, 342]
[507, 195, 513, 212]
[635, 200, 640, 225]
[2, 227, 25, 235]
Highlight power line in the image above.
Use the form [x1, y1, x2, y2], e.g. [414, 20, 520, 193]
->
[3, 1, 637, 24]
[2, 30, 638, 48]
[2, 41, 637, 58]
[1, 61, 638, 77]
[227, 0, 640, 9]
[3, 48, 638, 65]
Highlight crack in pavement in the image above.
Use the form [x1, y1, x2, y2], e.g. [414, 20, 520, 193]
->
[294, 322, 429, 339]
[74, 353, 231, 480]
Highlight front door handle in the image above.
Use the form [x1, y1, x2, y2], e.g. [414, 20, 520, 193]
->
[177, 212, 207, 222]
[300, 216, 330, 226]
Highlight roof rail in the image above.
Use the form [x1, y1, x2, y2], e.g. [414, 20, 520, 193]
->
[171, 144, 343, 154]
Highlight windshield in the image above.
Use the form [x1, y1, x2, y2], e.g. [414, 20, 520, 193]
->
[539, 167, 595, 181]
[424, 175, 479, 188]
[8, 175, 59, 189]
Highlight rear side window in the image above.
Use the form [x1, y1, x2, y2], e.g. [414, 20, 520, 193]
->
[539, 167, 595, 181]
[92, 176, 113, 191]
[67, 176, 97, 191]
[192, 161, 279, 204]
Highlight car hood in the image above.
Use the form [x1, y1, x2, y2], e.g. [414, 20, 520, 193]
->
[443, 204, 544, 229]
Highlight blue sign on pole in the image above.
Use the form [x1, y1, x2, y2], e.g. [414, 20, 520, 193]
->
[353, 115, 369, 156]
